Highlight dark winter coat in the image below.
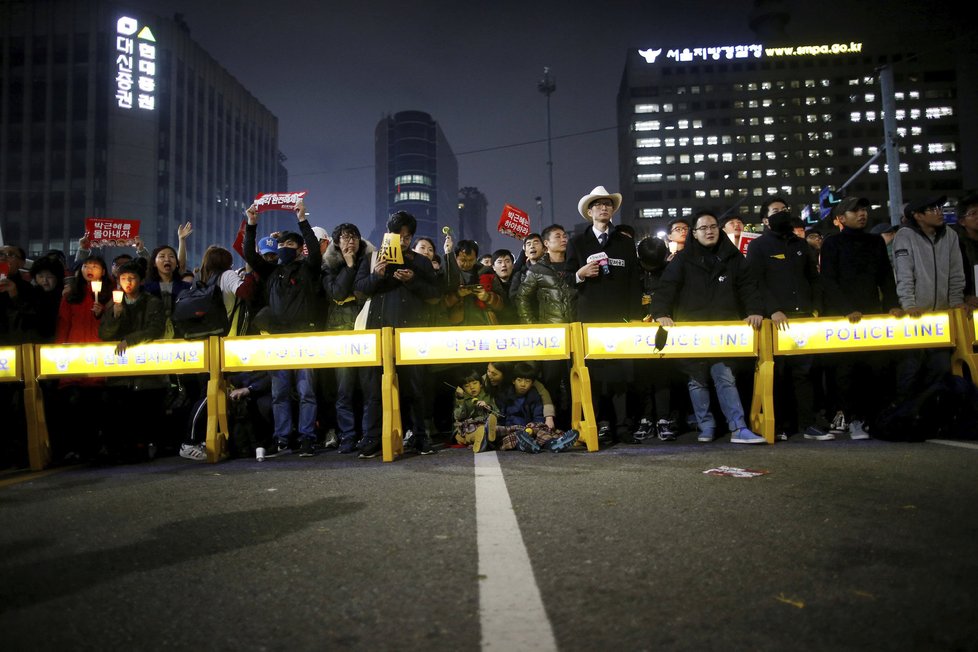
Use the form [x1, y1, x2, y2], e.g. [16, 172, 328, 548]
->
[566, 227, 642, 322]
[322, 239, 376, 331]
[514, 254, 577, 324]
[354, 247, 441, 329]
[745, 230, 821, 317]
[650, 235, 763, 322]
[819, 226, 899, 316]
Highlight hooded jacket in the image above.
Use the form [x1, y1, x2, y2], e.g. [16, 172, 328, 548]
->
[514, 254, 577, 324]
[892, 222, 965, 311]
[322, 239, 376, 331]
[650, 234, 762, 322]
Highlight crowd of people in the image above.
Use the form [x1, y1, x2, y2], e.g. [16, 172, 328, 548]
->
[1, 183, 976, 467]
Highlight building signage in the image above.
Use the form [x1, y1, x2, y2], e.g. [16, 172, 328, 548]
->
[584, 323, 756, 359]
[115, 16, 157, 111]
[773, 314, 953, 355]
[0, 347, 17, 381]
[397, 326, 568, 364]
[222, 332, 382, 371]
[639, 41, 863, 65]
[38, 341, 207, 378]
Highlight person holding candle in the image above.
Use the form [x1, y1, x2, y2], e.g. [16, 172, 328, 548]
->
[99, 259, 164, 356]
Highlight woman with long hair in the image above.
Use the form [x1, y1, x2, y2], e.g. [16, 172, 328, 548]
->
[144, 245, 191, 337]
[57, 255, 113, 343]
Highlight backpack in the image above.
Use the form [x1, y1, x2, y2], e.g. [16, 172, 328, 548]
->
[172, 275, 232, 339]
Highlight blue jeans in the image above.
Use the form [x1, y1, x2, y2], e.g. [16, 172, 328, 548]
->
[681, 359, 747, 434]
[336, 366, 381, 445]
[271, 368, 317, 442]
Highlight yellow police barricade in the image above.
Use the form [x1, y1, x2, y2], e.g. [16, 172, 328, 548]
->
[24, 339, 211, 470]
[581, 321, 772, 443]
[950, 308, 978, 383]
[390, 324, 587, 460]
[220, 330, 383, 462]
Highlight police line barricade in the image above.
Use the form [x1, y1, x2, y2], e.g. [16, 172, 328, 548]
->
[24, 338, 212, 470]
[0, 346, 20, 383]
[391, 324, 591, 460]
[219, 330, 384, 462]
[581, 320, 773, 443]
[949, 308, 978, 382]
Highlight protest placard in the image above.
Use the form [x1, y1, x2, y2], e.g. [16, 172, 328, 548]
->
[497, 204, 531, 240]
[85, 218, 141, 246]
[253, 191, 307, 213]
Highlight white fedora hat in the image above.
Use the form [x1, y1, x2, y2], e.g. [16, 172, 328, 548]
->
[578, 186, 622, 220]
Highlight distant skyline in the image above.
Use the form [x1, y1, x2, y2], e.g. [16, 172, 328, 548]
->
[125, 0, 954, 252]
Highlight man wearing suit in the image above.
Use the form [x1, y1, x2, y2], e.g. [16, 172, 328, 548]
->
[567, 186, 642, 443]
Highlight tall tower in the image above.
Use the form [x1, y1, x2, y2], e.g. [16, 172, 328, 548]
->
[373, 110, 458, 243]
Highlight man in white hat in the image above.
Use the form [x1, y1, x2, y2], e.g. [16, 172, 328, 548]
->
[567, 185, 642, 443]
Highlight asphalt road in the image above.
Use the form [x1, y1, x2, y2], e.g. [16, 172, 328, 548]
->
[2, 435, 977, 651]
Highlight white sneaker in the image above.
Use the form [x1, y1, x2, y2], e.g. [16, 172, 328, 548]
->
[322, 429, 339, 449]
[849, 420, 870, 440]
[179, 443, 207, 461]
[829, 411, 847, 435]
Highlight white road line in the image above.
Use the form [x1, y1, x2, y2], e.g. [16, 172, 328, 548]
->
[475, 452, 558, 652]
[928, 439, 978, 451]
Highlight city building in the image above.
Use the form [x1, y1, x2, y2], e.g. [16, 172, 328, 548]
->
[0, 0, 287, 264]
[457, 186, 492, 255]
[617, 36, 976, 236]
[373, 110, 458, 244]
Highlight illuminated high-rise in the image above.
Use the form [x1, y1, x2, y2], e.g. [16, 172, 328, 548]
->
[617, 38, 975, 235]
[0, 1, 287, 263]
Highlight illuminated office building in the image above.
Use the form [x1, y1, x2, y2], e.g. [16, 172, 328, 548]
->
[457, 187, 491, 253]
[0, 1, 287, 263]
[617, 39, 975, 234]
[373, 110, 458, 243]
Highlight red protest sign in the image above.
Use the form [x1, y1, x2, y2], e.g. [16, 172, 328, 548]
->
[497, 204, 530, 240]
[253, 191, 307, 213]
[231, 219, 247, 259]
[85, 218, 141, 246]
[738, 231, 760, 256]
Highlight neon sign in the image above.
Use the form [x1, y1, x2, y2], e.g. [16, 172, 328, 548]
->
[638, 42, 863, 65]
[115, 16, 157, 111]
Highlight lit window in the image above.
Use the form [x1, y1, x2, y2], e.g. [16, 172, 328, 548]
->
[925, 107, 953, 119]
[722, 153, 733, 162]
[910, 109, 921, 120]
[869, 164, 879, 173]
[692, 120, 702, 128]
[912, 126, 922, 136]
[679, 154, 690, 164]
[928, 143, 955, 153]
[909, 91, 920, 100]
[864, 93, 875, 102]
[853, 147, 864, 156]
[850, 112, 861, 122]
[895, 92, 905, 100]
[761, 82, 772, 90]
[751, 152, 762, 161]
[764, 134, 775, 143]
[848, 78, 860, 86]
[929, 160, 957, 171]
[682, 207, 693, 217]
[868, 146, 879, 155]
[752, 170, 762, 179]
[665, 138, 676, 147]
[678, 120, 689, 129]
[764, 116, 775, 125]
[806, 97, 817, 106]
[635, 104, 660, 113]
[710, 189, 721, 198]
[636, 173, 663, 183]
[897, 127, 907, 137]
[805, 80, 815, 88]
[895, 109, 905, 120]
[394, 191, 431, 202]
[721, 135, 732, 144]
[693, 137, 704, 146]
[863, 76, 873, 85]
[913, 144, 923, 154]
[663, 103, 674, 112]
[708, 153, 719, 162]
[866, 111, 876, 121]
[766, 169, 777, 177]
[634, 120, 660, 131]
[810, 168, 820, 175]
[636, 138, 661, 148]
[822, 132, 832, 140]
[899, 163, 909, 172]
[678, 137, 690, 147]
[636, 156, 662, 165]
[693, 154, 705, 163]
[747, 83, 758, 91]
[806, 115, 817, 123]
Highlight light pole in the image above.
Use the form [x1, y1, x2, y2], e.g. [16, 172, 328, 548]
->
[538, 67, 556, 224]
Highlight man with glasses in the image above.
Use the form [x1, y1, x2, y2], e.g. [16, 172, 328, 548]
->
[666, 218, 690, 260]
[651, 211, 766, 444]
[568, 186, 641, 443]
[891, 197, 966, 402]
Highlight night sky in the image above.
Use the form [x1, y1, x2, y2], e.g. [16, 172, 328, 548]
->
[130, 0, 951, 252]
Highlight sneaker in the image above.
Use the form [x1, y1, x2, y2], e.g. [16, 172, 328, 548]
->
[337, 439, 357, 454]
[402, 429, 415, 449]
[597, 422, 612, 442]
[299, 439, 316, 457]
[358, 439, 382, 459]
[633, 418, 654, 441]
[516, 428, 542, 453]
[416, 435, 437, 455]
[803, 426, 835, 441]
[179, 443, 207, 461]
[322, 429, 338, 450]
[849, 420, 870, 440]
[829, 410, 847, 435]
[776, 431, 790, 442]
[731, 428, 766, 444]
[697, 430, 716, 443]
[275, 440, 292, 456]
[547, 429, 580, 453]
[656, 419, 678, 441]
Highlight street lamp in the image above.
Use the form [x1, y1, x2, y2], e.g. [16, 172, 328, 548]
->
[538, 67, 556, 224]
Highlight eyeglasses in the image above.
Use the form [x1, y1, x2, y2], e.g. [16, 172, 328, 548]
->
[591, 200, 614, 208]
[339, 234, 360, 242]
[693, 225, 719, 232]
[670, 226, 689, 233]
[923, 206, 943, 214]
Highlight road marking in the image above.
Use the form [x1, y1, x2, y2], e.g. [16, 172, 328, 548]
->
[475, 452, 557, 651]
[928, 439, 978, 451]
[0, 465, 78, 489]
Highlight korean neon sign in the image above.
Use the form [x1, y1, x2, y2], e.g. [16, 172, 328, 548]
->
[115, 16, 157, 111]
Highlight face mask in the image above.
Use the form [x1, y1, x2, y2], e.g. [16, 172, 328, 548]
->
[768, 211, 793, 235]
[277, 247, 297, 265]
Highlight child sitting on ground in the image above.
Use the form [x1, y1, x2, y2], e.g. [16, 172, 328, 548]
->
[492, 362, 578, 454]
[454, 369, 497, 448]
